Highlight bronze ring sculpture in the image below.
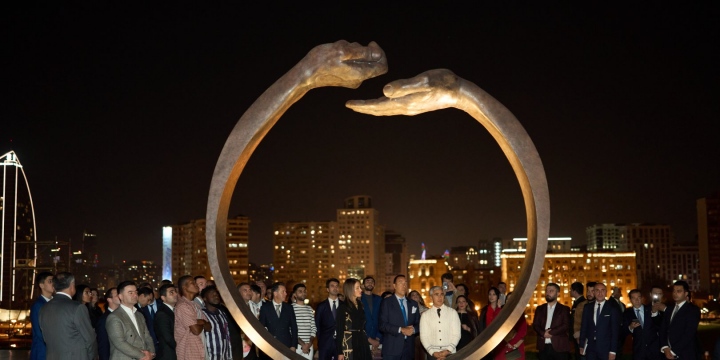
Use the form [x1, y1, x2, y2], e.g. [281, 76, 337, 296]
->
[206, 40, 549, 360]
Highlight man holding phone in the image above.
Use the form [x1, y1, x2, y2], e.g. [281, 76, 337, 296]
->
[649, 286, 667, 322]
[624, 289, 660, 360]
[440, 273, 459, 308]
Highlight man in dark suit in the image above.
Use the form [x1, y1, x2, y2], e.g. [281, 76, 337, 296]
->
[533, 283, 573, 360]
[624, 289, 660, 360]
[379, 274, 420, 360]
[361, 276, 383, 354]
[316, 278, 342, 360]
[97, 287, 121, 360]
[259, 282, 298, 359]
[137, 286, 162, 350]
[659, 281, 700, 360]
[570, 282, 586, 360]
[30, 272, 53, 360]
[38, 272, 97, 360]
[579, 282, 619, 360]
[154, 283, 178, 360]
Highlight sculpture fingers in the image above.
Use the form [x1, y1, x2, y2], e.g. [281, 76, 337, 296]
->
[382, 75, 431, 98]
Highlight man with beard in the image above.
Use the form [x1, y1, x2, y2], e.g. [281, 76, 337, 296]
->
[659, 281, 700, 360]
[106, 281, 155, 360]
[291, 284, 316, 359]
[361, 276, 382, 354]
[533, 283, 572, 360]
[201, 286, 233, 360]
[570, 282, 586, 360]
[315, 278, 342, 360]
[574, 281, 596, 359]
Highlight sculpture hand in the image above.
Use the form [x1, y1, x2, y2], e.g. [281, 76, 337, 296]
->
[346, 69, 462, 116]
[304, 40, 388, 89]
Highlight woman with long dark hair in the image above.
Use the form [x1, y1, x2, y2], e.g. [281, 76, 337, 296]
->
[455, 295, 479, 351]
[73, 284, 98, 328]
[336, 278, 372, 360]
[409, 290, 429, 314]
[476, 287, 503, 360]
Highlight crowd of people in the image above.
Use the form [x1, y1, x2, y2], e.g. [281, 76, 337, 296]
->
[28, 270, 719, 360]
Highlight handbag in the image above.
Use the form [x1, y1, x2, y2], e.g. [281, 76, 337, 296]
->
[504, 347, 522, 360]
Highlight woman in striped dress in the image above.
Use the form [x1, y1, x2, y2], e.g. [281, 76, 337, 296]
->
[202, 286, 233, 360]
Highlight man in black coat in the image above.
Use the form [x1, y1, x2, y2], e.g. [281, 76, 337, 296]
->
[659, 281, 700, 360]
[97, 287, 121, 360]
[154, 283, 178, 360]
[623, 289, 660, 360]
[315, 278, 342, 360]
[259, 282, 298, 359]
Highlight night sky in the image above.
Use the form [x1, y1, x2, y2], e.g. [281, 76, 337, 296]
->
[5, 3, 719, 267]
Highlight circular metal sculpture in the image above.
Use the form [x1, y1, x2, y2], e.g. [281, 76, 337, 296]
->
[206, 41, 549, 360]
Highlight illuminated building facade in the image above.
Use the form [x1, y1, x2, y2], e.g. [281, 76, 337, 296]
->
[273, 221, 337, 304]
[668, 245, 700, 292]
[408, 258, 448, 306]
[502, 252, 637, 323]
[478, 238, 503, 268]
[448, 246, 479, 269]
[501, 237, 573, 254]
[698, 193, 720, 294]
[165, 215, 250, 284]
[336, 196, 386, 289]
[587, 223, 675, 288]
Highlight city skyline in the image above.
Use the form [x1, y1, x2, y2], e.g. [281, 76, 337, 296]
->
[5, 3, 719, 266]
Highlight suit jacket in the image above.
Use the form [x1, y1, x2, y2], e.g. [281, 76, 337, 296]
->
[30, 296, 49, 360]
[97, 309, 113, 360]
[579, 300, 620, 360]
[533, 302, 573, 352]
[259, 301, 298, 349]
[361, 293, 383, 341]
[623, 306, 660, 360]
[659, 302, 700, 360]
[139, 298, 162, 347]
[153, 303, 177, 360]
[38, 294, 98, 360]
[315, 298, 342, 360]
[379, 295, 420, 357]
[106, 306, 155, 360]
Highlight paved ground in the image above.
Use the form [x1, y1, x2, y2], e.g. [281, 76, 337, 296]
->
[0, 350, 28, 360]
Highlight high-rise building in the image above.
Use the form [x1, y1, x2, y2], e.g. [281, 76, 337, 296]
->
[668, 245, 700, 292]
[478, 238, 503, 268]
[586, 223, 674, 288]
[165, 215, 250, 284]
[502, 252, 637, 323]
[698, 193, 720, 295]
[384, 230, 409, 292]
[272, 196, 388, 303]
[335, 196, 385, 288]
[273, 221, 337, 303]
[248, 262, 274, 285]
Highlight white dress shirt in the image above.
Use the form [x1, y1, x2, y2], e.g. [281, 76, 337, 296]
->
[545, 302, 557, 344]
[56, 292, 72, 299]
[41, 295, 52, 302]
[593, 300, 616, 355]
[120, 304, 141, 334]
[419, 305, 462, 354]
[164, 303, 174, 312]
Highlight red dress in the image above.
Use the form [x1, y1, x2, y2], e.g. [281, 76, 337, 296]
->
[494, 315, 527, 360]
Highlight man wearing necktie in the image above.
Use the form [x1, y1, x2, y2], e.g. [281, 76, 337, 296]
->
[259, 282, 298, 359]
[579, 283, 619, 360]
[624, 289, 661, 360]
[315, 278, 341, 360]
[379, 275, 420, 360]
[659, 281, 700, 360]
[138, 286, 162, 350]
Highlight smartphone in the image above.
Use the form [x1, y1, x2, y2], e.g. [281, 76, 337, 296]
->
[443, 281, 448, 291]
[652, 294, 659, 303]
[631, 319, 640, 325]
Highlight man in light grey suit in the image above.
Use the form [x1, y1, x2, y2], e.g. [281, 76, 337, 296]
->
[106, 281, 155, 360]
[38, 272, 98, 360]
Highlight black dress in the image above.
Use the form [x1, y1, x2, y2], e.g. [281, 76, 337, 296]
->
[335, 300, 372, 360]
[457, 311, 478, 351]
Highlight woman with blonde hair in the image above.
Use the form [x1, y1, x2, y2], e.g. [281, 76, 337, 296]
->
[336, 278, 372, 360]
